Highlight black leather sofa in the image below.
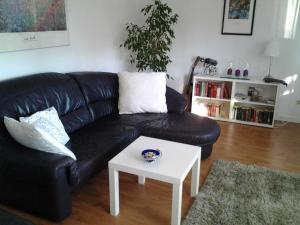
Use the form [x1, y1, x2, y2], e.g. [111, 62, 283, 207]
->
[0, 72, 220, 221]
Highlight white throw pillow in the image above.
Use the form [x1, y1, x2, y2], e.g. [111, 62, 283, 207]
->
[20, 107, 70, 145]
[118, 72, 168, 114]
[4, 117, 76, 160]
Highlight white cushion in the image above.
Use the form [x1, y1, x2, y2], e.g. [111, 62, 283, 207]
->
[20, 107, 70, 145]
[4, 117, 76, 160]
[118, 72, 168, 114]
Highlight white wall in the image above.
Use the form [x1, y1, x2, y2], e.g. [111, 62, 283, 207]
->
[0, 0, 299, 122]
[273, 0, 300, 123]
[165, 0, 300, 123]
[0, 0, 145, 79]
[166, 0, 275, 91]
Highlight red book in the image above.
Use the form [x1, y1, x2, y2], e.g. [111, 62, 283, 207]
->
[224, 84, 230, 99]
[205, 82, 209, 97]
[221, 83, 225, 98]
[194, 83, 198, 96]
[213, 83, 217, 98]
[208, 82, 212, 97]
[211, 83, 215, 98]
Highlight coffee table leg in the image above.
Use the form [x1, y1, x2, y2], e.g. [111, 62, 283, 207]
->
[171, 183, 182, 225]
[191, 156, 200, 197]
[109, 168, 119, 216]
[138, 176, 145, 185]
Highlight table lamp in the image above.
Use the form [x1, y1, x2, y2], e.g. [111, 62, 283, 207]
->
[263, 40, 287, 86]
[264, 40, 280, 78]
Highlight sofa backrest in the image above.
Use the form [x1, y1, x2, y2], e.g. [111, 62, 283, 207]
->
[68, 72, 119, 121]
[0, 73, 92, 135]
[0, 71, 185, 136]
[69, 71, 187, 119]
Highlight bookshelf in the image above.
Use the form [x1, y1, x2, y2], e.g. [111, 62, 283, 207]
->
[191, 75, 279, 128]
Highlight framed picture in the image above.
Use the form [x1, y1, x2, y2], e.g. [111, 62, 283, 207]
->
[0, 0, 69, 53]
[221, 0, 256, 35]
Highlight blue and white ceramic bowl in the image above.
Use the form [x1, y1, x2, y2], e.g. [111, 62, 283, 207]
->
[141, 149, 162, 163]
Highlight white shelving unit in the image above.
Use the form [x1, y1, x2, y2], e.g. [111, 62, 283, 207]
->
[191, 75, 279, 128]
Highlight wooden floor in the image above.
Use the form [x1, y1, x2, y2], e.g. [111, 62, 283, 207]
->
[2, 121, 300, 225]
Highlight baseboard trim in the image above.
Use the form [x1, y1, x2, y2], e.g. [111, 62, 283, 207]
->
[276, 116, 300, 124]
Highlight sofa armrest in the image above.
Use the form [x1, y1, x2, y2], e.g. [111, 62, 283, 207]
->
[166, 86, 187, 113]
[0, 136, 78, 221]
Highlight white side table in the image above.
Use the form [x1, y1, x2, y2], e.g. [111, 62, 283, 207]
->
[108, 136, 201, 225]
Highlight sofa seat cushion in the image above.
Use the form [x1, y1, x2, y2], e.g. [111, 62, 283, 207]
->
[68, 118, 139, 186]
[142, 112, 221, 147]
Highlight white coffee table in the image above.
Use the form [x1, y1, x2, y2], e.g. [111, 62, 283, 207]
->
[108, 136, 201, 225]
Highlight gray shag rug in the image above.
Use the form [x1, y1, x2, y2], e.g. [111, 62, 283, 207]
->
[182, 160, 300, 225]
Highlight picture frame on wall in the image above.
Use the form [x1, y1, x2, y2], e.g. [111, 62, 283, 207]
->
[0, 0, 69, 53]
[221, 0, 256, 35]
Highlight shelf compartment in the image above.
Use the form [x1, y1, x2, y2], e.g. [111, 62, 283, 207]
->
[193, 98, 230, 119]
[233, 99, 275, 107]
[194, 80, 232, 99]
[232, 103, 274, 126]
[234, 82, 277, 104]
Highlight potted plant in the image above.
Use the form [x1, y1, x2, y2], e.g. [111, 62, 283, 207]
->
[121, 0, 178, 79]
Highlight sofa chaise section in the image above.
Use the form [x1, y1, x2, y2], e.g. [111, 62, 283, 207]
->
[70, 72, 221, 159]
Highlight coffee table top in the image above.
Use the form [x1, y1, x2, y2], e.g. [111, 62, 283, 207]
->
[109, 136, 201, 184]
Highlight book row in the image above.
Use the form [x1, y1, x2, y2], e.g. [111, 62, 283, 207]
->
[202, 103, 227, 118]
[233, 106, 274, 125]
[194, 81, 231, 99]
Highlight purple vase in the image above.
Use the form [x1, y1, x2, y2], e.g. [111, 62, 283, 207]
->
[227, 68, 233, 76]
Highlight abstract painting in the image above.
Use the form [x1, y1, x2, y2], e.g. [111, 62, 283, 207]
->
[222, 0, 256, 35]
[0, 0, 69, 52]
[228, 0, 251, 19]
